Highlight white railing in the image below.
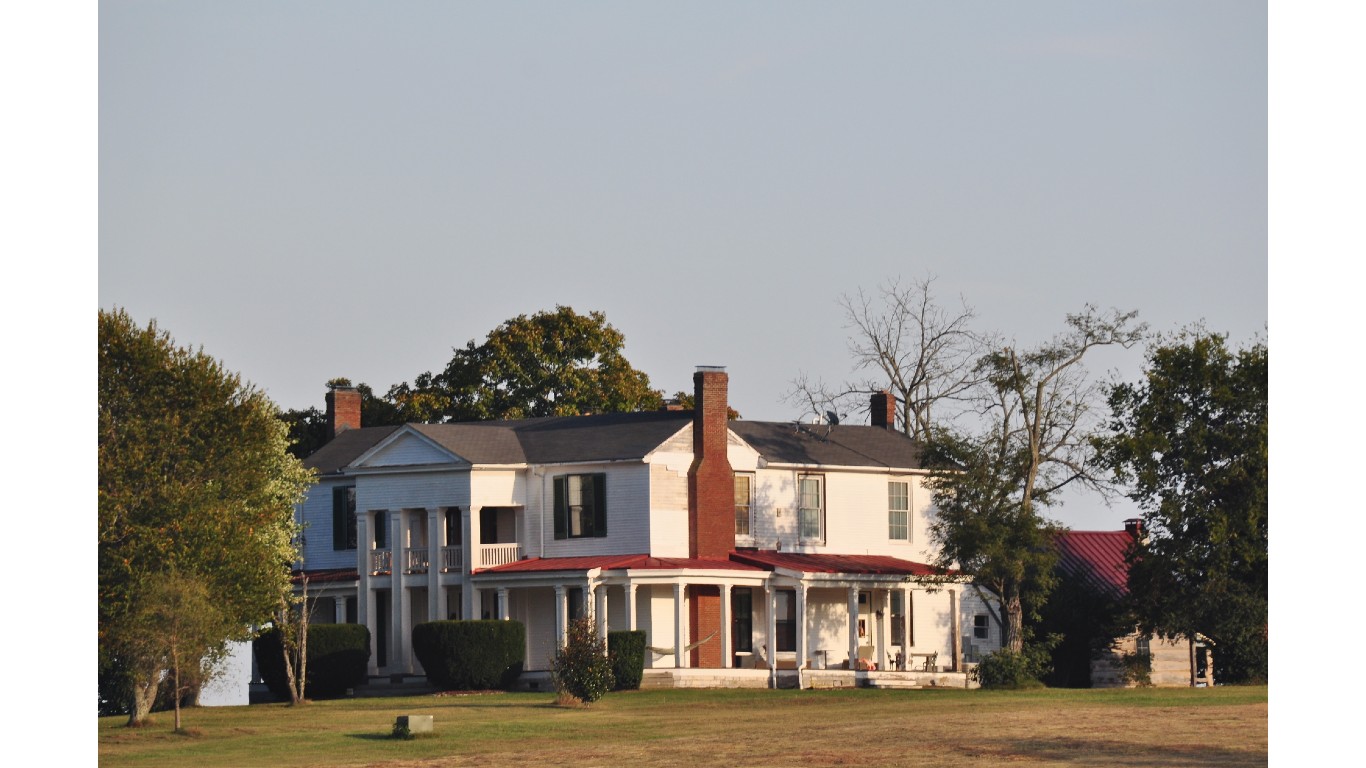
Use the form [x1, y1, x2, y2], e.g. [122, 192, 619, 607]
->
[370, 549, 392, 574]
[441, 546, 463, 572]
[405, 547, 429, 573]
[478, 543, 522, 569]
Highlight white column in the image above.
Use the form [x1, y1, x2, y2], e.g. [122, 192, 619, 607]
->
[878, 589, 892, 671]
[554, 585, 568, 648]
[795, 583, 808, 686]
[358, 511, 377, 675]
[626, 583, 638, 632]
[467, 587, 481, 620]
[949, 587, 961, 673]
[594, 584, 608, 640]
[847, 586, 859, 670]
[496, 588, 510, 620]
[720, 583, 732, 669]
[429, 508, 444, 623]
[333, 595, 347, 623]
[766, 585, 777, 689]
[906, 588, 915, 648]
[673, 583, 686, 669]
[390, 509, 409, 674]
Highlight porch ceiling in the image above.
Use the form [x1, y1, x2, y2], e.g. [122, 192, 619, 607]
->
[729, 550, 950, 577]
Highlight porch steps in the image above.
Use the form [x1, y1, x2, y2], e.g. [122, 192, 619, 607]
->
[352, 675, 437, 698]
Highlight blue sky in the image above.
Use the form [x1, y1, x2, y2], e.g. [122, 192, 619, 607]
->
[92, 2, 1268, 529]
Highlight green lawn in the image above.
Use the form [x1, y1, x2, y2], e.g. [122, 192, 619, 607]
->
[98, 686, 1268, 767]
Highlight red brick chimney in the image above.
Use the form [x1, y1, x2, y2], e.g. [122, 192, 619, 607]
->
[325, 385, 361, 439]
[1124, 518, 1144, 540]
[687, 367, 732, 669]
[871, 390, 896, 430]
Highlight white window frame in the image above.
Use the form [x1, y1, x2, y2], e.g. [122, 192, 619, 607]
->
[888, 480, 910, 542]
[797, 473, 824, 544]
[734, 472, 755, 540]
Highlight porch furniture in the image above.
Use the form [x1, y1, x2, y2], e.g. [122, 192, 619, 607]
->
[856, 645, 877, 671]
[888, 651, 905, 671]
[908, 651, 938, 671]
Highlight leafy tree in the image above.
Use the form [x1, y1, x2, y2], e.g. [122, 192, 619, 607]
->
[551, 617, 614, 704]
[123, 572, 228, 732]
[667, 390, 741, 419]
[278, 379, 404, 458]
[925, 306, 1145, 655]
[1096, 329, 1267, 682]
[788, 275, 987, 437]
[99, 308, 314, 725]
[388, 306, 663, 422]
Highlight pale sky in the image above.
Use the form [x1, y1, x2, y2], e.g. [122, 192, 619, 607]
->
[94, 1, 1268, 530]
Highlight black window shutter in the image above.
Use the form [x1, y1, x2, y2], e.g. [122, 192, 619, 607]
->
[593, 473, 607, 537]
[332, 487, 348, 550]
[553, 477, 567, 539]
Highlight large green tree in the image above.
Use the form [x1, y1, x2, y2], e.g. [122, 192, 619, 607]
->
[1097, 329, 1267, 682]
[926, 307, 1145, 655]
[386, 306, 663, 422]
[99, 308, 314, 724]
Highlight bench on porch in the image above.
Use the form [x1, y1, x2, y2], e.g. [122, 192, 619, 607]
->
[906, 651, 938, 672]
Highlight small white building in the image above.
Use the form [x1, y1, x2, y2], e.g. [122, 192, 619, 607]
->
[295, 368, 992, 687]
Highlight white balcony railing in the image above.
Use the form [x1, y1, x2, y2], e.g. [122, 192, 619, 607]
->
[441, 546, 463, 572]
[478, 543, 522, 569]
[405, 547, 429, 573]
[370, 548, 392, 574]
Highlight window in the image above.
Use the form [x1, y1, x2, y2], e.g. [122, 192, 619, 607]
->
[374, 511, 388, 549]
[553, 473, 607, 539]
[888, 481, 909, 541]
[797, 474, 824, 542]
[973, 614, 989, 640]
[1136, 635, 1151, 660]
[734, 473, 754, 537]
[332, 486, 357, 550]
[774, 590, 797, 652]
[445, 507, 462, 545]
[732, 588, 753, 659]
[891, 591, 905, 645]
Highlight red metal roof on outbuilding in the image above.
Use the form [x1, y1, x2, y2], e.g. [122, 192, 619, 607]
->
[729, 550, 947, 576]
[1054, 531, 1134, 598]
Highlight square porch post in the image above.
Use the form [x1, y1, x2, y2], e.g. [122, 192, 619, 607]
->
[625, 583, 638, 632]
[847, 586, 859, 670]
[720, 583, 732, 669]
[673, 583, 686, 669]
[795, 583, 807, 687]
[390, 509, 411, 674]
[766, 584, 777, 688]
[878, 589, 891, 671]
[554, 585, 567, 648]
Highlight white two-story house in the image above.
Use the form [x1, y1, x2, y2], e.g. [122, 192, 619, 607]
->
[296, 367, 988, 688]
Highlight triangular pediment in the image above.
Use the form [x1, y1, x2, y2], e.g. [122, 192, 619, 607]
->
[350, 426, 470, 469]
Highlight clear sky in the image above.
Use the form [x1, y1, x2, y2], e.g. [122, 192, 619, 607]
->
[96, 2, 1267, 530]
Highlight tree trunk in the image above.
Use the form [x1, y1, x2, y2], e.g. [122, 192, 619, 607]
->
[172, 650, 182, 732]
[1003, 583, 1025, 654]
[126, 674, 158, 727]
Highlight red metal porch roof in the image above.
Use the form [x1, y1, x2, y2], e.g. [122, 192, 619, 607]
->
[728, 550, 948, 576]
[478, 554, 764, 574]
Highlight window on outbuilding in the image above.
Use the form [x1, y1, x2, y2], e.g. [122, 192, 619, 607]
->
[973, 614, 989, 640]
[553, 473, 607, 539]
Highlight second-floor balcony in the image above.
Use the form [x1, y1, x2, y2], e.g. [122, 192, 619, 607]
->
[368, 543, 519, 576]
[477, 543, 522, 569]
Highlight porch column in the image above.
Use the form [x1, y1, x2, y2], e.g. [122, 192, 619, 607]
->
[333, 596, 347, 623]
[358, 511, 377, 675]
[625, 583, 638, 631]
[766, 585, 777, 689]
[554, 585, 568, 648]
[390, 509, 410, 673]
[878, 589, 891, 671]
[594, 584, 608, 640]
[496, 588, 509, 620]
[720, 583, 732, 669]
[467, 586, 481, 620]
[429, 508, 445, 624]
[795, 583, 808, 687]
[906, 588, 915, 648]
[673, 583, 686, 669]
[949, 587, 961, 672]
[847, 586, 859, 670]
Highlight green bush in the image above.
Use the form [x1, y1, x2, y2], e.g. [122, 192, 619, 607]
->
[607, 630, 646, 691]
[253, 623, 370, 700]
[974, 644, 1054, 690]
[552, 617, 614, 704]
[411, 620, 526, 690]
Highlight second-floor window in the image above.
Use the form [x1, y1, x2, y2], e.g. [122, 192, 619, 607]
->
[798, 474, 824, 542]
[888, 481, 909, 541]
[553, 473, 607, 539]
[332, 486, 357, 550]
[734, 473, 754, 537]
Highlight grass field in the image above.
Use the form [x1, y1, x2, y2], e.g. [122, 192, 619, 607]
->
[98, 685, 1268, 767]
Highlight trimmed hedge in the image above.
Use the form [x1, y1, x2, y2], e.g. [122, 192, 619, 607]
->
[608, 630, 646, 691]
[253, 623, 370, 700]
[411, 620, 525, 690]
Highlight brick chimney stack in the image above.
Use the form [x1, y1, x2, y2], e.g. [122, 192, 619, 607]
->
[689, 367, 734, 560]
[325, 385, 362, 440]
[1124, 518, 1144, 540]
[871, 390, 897, 430]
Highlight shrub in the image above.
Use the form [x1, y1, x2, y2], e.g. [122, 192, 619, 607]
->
[411, 620, 526, 690]
[607, 630, 646, 691]
[551, 617, 613, 704]
[974, 644, 1054, 689]
[253, 623, 370, 700]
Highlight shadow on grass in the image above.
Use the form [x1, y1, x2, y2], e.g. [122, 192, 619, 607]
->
[964, 737, 1264, 767]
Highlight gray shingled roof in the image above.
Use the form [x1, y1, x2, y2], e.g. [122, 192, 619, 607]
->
[303, 411, 925, 475]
